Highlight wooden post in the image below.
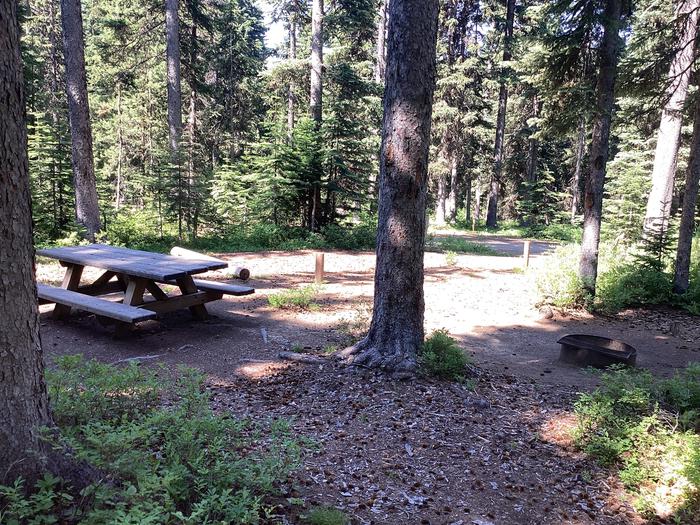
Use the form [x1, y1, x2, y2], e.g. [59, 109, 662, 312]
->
[315, 252, 325, 284]
[523, 240, 531, 269]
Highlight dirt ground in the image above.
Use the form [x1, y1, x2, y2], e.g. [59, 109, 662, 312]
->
[37, 237, 700, 524]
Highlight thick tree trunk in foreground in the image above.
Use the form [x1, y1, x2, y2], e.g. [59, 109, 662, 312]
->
[485, 0, 516, 229]
[309, 0, 324, 231]
[0, 0, 53, 485]
[341, 0, 439, 376]
[570, 117, 586, 222]
[374, 0, 389, 83]
[60, 0, 101, 239]
[579, 0, 622, 296]
[1, 3, 94, 490]
[673, 93, 700, 295]
[644, 0, 700, 236]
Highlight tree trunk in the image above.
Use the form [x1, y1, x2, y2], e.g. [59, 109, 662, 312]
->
[570, 116, 586, 222]
[579, 0, 623, 296]
[465, 177, 472, 224]
[1, 1, 94, 489]
[310, 0, 324, 124]
[341, 0, 439, 376]
[526, 94, 539, 185]
[287, 18, 297, 138]
[309, 0, 324, 231]
[186, 18, 198, 239]
[115, 83, 123, 210]
[60, 0, 101, 239]
[446, 157, 458, 221]
[485, 0, 516, 229]
[474, 182, 483, 223]
[644, 0, 700, 236]
[165, 0, 183, 238]
[673, 92, 700, 295]
[435, 171, 447, 225]
[374, 0, 389, 83]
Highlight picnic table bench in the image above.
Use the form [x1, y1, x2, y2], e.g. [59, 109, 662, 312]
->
[36, 244, 254, 333]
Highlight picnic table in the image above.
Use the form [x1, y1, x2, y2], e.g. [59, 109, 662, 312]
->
[36, 244, 254, 332]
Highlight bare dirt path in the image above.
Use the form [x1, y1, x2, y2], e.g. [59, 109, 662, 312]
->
[37, 246, 699, 524]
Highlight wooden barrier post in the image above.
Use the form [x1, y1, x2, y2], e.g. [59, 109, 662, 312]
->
[523, 240, 531, 269]
[315, 252, 325, 284]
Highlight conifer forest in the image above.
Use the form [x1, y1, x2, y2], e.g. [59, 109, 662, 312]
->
[3, 0, 700, 523]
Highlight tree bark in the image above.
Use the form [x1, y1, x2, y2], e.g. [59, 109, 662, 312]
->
[1, 1, 95, 489]
[474, 182, 483, 223]
[579, 0, 623, 296]
[435, 171, 447, 225]
[485, 0, 516, 229]
[644, 0, 700, 236]
[673, 92, 700, 295]
[570, 116, 586, 222]
[341, 0, 439, 376]
[165, 0, 183, 162]
[465, 177, 472, 224]
[60, 0, 101, 239]
[526, 94, 539, 185]
[446, 156, 458, 221]
[309, 0, 324, 231]
[310, 0, 324, 125]
[287, 18, 297, 138]
[374, 0, 389, 83]
[165, 0, 183, 238]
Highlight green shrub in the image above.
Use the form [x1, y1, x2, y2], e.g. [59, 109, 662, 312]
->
[536, 238, 700, 315]
[418, 329, 470, 381]
[304, 506, 350, 525]
[268, 285, 320, 309]
[0, 357, 301, 524]
[535, 243, 588, 308]
[574, 365, 700, 518]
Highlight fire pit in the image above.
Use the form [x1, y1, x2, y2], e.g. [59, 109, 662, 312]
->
[557, 334, 637, 368]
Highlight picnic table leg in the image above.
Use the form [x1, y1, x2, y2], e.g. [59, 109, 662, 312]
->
[52, 263, 84, 320]
[114, 277, 147, 336]
[176, 275, 209, 320]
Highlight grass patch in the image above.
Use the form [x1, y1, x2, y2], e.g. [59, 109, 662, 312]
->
[304, 506, 350, 525]
[268, 285, 320, 310]
[574, 364, 700, 518]
[426, 235, 499, 256]
[418, 329, 471, 381]
[0, 356, 301, 524]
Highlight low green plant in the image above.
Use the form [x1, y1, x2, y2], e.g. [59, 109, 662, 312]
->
[535, 243, 588, 308]
[445, 250, 458, 267]
[536, 237, 700, 315]
[574, 365, 700, 518]
[0, 356, 301, 524]
[268, 285, 320, 310]
[426, 235, 499, 256]
[418, 329, 470, 381]
[304, 506, 350, 525]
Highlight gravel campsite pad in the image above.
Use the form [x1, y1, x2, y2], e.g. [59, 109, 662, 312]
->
[37, 241, 700, 524]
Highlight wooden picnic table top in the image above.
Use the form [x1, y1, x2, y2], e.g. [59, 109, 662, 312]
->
[37, 244, 228, 282]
